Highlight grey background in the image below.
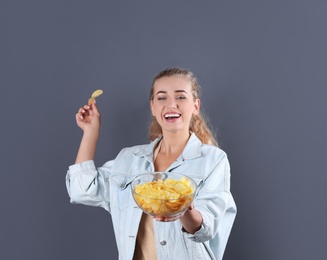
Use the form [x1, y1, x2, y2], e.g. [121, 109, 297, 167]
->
[1, 1, 326, 259]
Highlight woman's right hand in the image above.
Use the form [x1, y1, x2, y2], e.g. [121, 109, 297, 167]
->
[75, 100, 101, 133]
[74, 100, 101, 163]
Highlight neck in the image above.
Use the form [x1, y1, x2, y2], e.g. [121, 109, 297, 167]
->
[160, 131, 191, 155]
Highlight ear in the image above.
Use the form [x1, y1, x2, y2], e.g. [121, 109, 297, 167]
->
[150, 100, 155, 116]
[193, 99, 200, 115]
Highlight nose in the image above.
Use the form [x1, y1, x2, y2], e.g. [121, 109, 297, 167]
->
[168, 102, 177, 109]
[166, 98, 177, 109]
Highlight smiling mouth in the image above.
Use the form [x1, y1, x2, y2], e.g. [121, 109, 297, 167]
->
[164, 113, 181, 119]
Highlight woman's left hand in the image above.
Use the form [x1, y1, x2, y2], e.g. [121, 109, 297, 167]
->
[153, 203, 194, 222]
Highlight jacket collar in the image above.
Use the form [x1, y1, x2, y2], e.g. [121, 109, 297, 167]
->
[132, 133, 202, 161]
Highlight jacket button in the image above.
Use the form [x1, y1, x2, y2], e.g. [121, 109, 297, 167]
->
[160, 240, 166, 246]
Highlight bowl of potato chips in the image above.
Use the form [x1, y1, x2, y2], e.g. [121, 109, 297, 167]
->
[131, 172, 197, 217]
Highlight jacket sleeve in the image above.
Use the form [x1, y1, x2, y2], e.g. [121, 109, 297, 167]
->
[65, 160, 114, 212]
[182, 154, 237, 243]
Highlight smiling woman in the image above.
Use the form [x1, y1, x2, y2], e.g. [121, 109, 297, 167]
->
[149, 68, 218, 146]
[66, 68, 236, 260]
[150, 75, 200, 139]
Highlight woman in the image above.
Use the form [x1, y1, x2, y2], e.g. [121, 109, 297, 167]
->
[66, 68, 236, 260]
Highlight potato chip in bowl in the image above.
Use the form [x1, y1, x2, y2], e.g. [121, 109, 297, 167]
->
[131, 172, 196, 217]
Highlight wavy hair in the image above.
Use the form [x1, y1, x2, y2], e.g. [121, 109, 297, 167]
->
[149, 68, 218, 146]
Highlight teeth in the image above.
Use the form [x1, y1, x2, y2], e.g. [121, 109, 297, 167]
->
[164, 113, 180, 118]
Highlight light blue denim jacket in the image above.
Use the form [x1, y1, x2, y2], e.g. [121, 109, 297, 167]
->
[66, 133, 236, 260]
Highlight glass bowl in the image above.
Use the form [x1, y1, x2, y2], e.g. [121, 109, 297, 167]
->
[131, 172, 197, 217]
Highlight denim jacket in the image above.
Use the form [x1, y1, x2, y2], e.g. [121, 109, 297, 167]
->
[66, 133, 236, 260]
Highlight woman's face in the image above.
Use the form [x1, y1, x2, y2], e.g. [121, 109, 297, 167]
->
[150, 76, 200, 135]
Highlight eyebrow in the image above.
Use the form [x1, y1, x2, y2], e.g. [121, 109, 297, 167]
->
[155, 90, 188, 95]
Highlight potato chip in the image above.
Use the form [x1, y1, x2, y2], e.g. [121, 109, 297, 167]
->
[133, 177, 195, 216]
[88, 89, 103, 105]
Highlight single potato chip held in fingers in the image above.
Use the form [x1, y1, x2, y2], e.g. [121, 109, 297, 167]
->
[88, 89, 103, 105]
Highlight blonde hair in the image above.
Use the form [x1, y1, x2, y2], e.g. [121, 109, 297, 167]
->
[149, 68, 218, 146]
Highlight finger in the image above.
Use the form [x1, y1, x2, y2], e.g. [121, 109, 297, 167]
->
[76, 106, 89, 119]
[75, 112, 84, 121]
[78, 105, 90, 117]
[76, 109, 84, 120]
[77, 107, 84, 113]
[188, 203, 195, 211]
[76, 113, 83, 120]
[83, 105, 91, 111]
[154, 216, 164, 222]
[88, 101, 101, 118]
[77, 106, 90, 115]
[90, 99, 100, 114]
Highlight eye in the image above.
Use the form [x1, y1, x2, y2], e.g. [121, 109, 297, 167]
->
[157, 96, 167, 101]
[176, 96, 186, 100]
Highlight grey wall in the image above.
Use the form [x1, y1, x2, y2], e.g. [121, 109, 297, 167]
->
[1, 1, 326, 259]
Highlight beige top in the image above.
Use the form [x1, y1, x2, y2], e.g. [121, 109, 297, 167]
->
[133, 140, 162, 260]
[133, 213, 157, 260]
